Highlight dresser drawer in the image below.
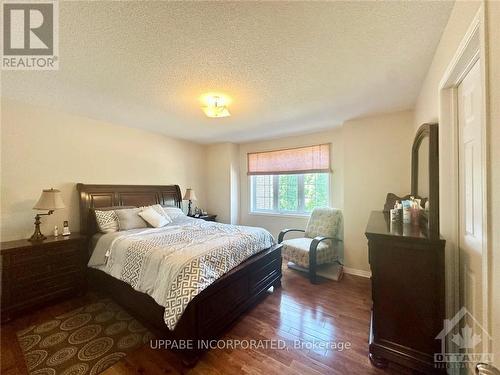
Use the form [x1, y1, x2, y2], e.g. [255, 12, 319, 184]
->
[9, 250, 82, 280]
[43, 270, 80, 290]
[46, 243, 81, 257]
[9, 247, 46, 265]
[1, 234, 87, 322]
[14, 269, 79, 289]
[9, 242, 80, 264]
[10, 263, 52, 280]
[10, 261, 80, 282]
[50, 255, 82, 273]
[11, 271, 80, 303]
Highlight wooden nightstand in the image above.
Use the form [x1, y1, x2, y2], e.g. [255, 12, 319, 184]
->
[190, 214, 217, 222]
[0, 233, 88, 323]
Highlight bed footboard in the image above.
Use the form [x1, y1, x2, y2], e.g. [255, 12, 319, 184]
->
[87, 244, 282, 364]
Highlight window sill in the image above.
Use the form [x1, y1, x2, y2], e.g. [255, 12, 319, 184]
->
[247, 212, 311, 219]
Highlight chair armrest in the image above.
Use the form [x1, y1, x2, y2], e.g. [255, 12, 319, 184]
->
[308, 236, 344, 284]
[310, 236, 342, 249]
[309, 236, 343, 265]
[308, 236, 335, 284]
[278, 228, 305, 244]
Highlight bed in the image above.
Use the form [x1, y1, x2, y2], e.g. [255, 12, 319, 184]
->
[77, 183, 282, 365]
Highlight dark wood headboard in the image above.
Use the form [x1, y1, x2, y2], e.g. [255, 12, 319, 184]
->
[76, 184, 182, 235]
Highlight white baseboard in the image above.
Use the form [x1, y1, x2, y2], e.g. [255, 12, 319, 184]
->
[287, 262, 344, 281]
[343, 267, 371, 278]
[286, 262, 371, 279]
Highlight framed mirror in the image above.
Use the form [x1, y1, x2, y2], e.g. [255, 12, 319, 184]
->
[411, 123, 439, 239]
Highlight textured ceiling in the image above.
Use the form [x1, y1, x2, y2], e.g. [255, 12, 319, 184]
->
[2, 1, 454, 143]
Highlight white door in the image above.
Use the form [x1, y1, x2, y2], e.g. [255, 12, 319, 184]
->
[457, 60, 485, 352]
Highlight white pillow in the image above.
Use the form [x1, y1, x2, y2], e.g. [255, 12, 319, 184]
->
[162, 206, 185, 220]
[138, 207, 169, 228]
[140, 204, 172, 223]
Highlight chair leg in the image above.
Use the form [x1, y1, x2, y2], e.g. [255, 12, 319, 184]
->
[309, 243, 318, 284]
[309, 259, 317, 284]
[309, 268, 317, 284]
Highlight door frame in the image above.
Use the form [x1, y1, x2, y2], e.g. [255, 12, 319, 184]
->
[439, 4, 491, 364]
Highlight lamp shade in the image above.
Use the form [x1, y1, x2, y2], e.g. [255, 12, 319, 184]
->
[33, 188, 65, 210]
[183, 188, 198, 201]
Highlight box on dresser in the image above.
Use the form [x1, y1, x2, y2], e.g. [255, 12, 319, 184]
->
[1, 233, 88, 323]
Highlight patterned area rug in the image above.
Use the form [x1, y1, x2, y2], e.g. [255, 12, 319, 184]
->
[17, 298, 154, 375]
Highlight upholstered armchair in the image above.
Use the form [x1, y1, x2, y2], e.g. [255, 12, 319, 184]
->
[278, 208, 343, 284]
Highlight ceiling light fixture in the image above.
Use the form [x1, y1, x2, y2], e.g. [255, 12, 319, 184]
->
[202, 94, 231, 118]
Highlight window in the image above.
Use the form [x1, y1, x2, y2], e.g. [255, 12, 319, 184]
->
[251, 173, 329, 214]
[248, 144, 331, 215]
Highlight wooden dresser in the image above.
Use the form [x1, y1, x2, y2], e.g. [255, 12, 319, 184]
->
[192, 214, 217, 222]
[366, 211, 446, 374]
[1, 233, 87, 323]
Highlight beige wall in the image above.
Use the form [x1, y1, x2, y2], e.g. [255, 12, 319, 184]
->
[414, 0, 482, 130]
[206, 144, 231, 223]
[0, 99, 207, 241]
[238, 110, 413, 273]
[205, 143, 239, 224]
[343, 111, 413, 272]
[229, 143, 240, 224]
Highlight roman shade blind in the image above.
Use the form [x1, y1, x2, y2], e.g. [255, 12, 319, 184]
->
[247, 144, 331, 175]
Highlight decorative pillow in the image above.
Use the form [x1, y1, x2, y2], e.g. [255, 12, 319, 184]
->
[94, 210, 119, 233]
[139, 207, 169, 228]
[115, 208, 148, 231]
[162, 206, 185, 220]
[140, 204, 172, 224]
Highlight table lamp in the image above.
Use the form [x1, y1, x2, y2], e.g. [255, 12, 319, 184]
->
[30, 188, 65, 241]
[183, 188, 197, 216]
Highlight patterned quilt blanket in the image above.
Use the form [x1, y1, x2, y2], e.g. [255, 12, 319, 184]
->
[89, 218, 275, 329]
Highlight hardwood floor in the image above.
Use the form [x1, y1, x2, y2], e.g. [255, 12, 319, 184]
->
[1, 268, 410, 374]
